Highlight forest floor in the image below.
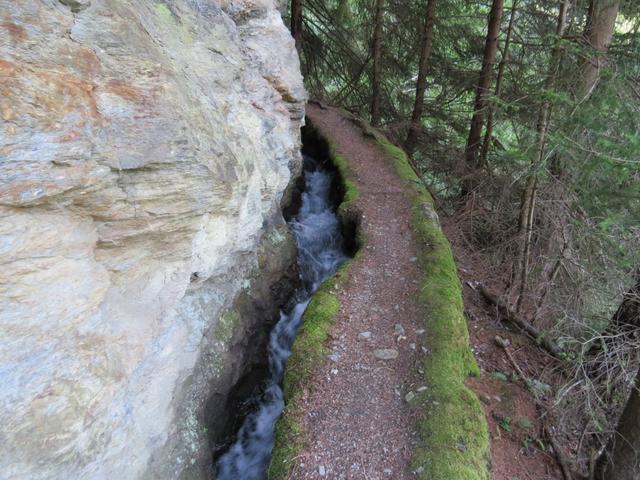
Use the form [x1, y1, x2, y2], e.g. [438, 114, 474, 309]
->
[442, 216, 564, 480]
[281, 104, 425, 479]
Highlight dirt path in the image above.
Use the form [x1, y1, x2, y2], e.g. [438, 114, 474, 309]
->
[285, 105, 425, 479]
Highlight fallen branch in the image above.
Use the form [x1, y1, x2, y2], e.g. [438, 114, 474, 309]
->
[494, 336, 527, 380]
[477, 283, 563, 358]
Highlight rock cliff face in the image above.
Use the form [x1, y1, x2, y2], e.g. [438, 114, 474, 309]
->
[0, 1, 306, 478]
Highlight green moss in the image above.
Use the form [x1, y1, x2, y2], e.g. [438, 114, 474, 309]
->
[269, 402, 304, 479]
[283, 277, 342, 395]
[361, 122, 490, 480]
[268, 129, 361, 480]
[215, 309, 240, 345]
[269, 265, 352, 479]
[330, 151, 360, 208]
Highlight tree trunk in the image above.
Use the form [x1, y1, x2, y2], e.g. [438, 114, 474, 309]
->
[370, 0, 385, 126]
[463, 0, 504, 182]
[514, 0, 569, 311]
[290, 0, 303, 55]
[479, 0, 518, 166]
[404, 0, 437, 156]
[595, 272, 640, 479]
[581, 0, 620, 99]
[584, 0, 595, 39]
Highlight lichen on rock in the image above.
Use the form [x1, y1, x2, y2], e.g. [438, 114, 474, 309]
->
[0, 1, 306, 478]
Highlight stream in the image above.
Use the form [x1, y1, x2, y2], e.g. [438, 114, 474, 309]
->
[215, 155, 349, 479]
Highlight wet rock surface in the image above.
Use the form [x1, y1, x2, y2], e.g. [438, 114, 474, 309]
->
[0, 1, 305, 478]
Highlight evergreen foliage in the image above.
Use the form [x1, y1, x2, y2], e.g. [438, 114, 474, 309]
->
[288, 0, 640, 476]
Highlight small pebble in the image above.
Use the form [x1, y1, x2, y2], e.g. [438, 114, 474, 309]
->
[358, 331, 372, 341]
[374, 349, 399, 360]
[319, 465, 326, 476]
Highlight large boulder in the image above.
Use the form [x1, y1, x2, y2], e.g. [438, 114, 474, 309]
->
[0, 0, 306, 478]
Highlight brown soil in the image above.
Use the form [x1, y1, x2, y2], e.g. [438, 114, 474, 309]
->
[285, 105, 424, 479]
[442, 217, 564, 480]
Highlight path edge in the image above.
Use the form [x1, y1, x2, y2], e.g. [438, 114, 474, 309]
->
[352, 117, 491, 480]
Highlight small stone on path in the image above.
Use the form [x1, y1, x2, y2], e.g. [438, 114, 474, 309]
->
[394, 324, 405, 336]
[358, 331, 372, 341]
[374, 348, 399, 360]
[319, 465, 326, 476]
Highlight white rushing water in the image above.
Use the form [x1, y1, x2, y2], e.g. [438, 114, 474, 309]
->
[215, 157, 348, 479]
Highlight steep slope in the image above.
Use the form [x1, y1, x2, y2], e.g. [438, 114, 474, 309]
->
[0, 1, 305, 478]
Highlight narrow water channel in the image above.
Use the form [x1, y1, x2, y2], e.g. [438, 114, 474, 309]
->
[215, 154, 349, 479]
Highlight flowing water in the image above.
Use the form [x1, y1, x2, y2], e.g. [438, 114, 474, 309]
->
[215, 157, 349, 479]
